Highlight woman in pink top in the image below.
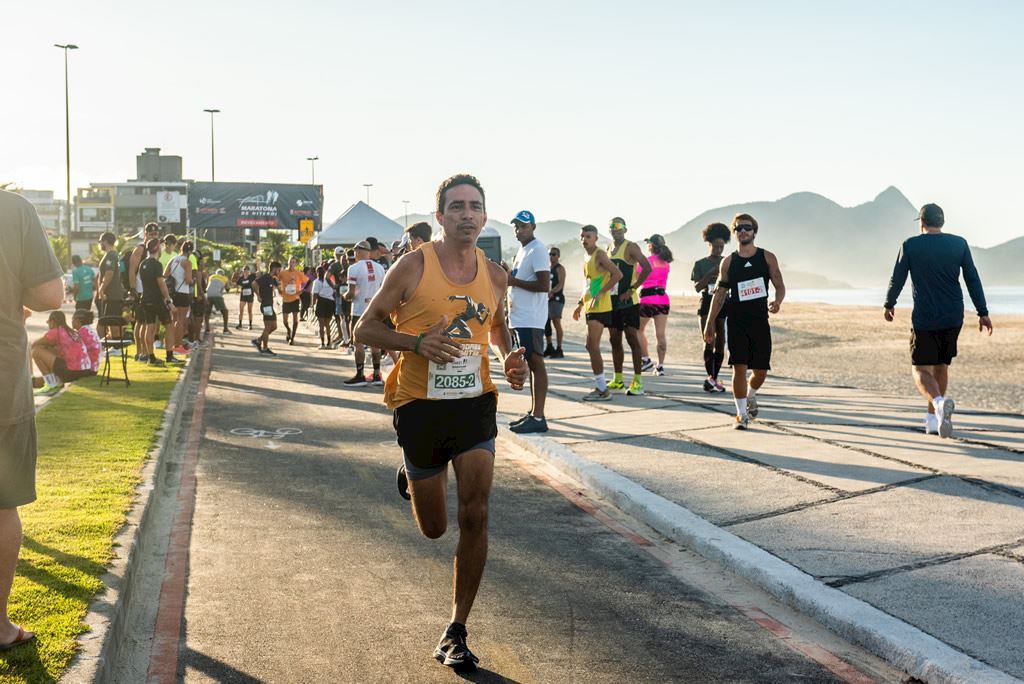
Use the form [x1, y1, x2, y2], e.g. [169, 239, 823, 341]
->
[73, 309, 102, 372]
[31, 310, 95, 395]
[638, 234, 673, 376]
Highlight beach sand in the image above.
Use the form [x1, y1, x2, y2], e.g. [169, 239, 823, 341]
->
[563, 297, 1023, 415]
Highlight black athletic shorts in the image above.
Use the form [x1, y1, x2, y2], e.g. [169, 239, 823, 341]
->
[639, 303, 670, 318]
[513, 328, 544, 358]
[54, 357, 96, 383]
[315, 298, 336, 319]
[394, 392, 497, 481]
[140, 301, 172, 325]
[207, 296, 227, 315]
[911, 326, 960, 366]
[282, 300, 300, 314]
[585, 311, 613, 327]
[698, 294, 728, 320]
[259, 302, 276, 322]
[191, 297, 206, 317]
[240, 295, 254, 303]
[75, 299, 92, 311]
[609, 304, 641, 330]
[98, 299, 124, 318]
[727, 317, 772, 370]
[171, 292, 191, 309]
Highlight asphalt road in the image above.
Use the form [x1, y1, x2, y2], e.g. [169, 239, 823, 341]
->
[126, 325, 904, 683]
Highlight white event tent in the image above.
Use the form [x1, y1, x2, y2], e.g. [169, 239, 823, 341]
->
[308, 201, 404, 252]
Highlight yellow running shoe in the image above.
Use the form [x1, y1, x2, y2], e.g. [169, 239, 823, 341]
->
[606, 378, 625, 391]
[626, 377, 644, 396]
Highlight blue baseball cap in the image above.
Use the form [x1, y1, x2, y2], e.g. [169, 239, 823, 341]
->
[511, 210, 536, 225]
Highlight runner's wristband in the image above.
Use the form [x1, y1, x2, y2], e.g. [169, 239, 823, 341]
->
[413, 332, 425, 354]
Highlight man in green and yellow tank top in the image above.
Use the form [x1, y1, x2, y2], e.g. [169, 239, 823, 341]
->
[354, 174, 528, 673]
[606, 217, 652, 395]
[572, 224, 622, 401]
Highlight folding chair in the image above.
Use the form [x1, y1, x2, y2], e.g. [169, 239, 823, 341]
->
[98, 315, 132, 386]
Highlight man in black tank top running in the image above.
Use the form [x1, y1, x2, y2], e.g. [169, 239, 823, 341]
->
[703, 213, 786, 430]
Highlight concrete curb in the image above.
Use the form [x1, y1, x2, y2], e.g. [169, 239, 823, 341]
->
[61, 352, 202, 683]
[502, 427, 1021, 684]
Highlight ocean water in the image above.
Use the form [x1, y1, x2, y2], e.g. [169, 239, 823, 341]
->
[774, 286, 1024, 314]
[666, 286, 1023, 313]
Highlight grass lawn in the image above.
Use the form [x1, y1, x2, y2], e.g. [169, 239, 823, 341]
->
[0, 356, 183, 683]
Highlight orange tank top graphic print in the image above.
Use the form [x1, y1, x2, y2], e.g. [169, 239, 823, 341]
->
[383, 243, 498, 409]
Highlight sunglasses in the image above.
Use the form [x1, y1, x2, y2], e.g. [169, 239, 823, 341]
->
[734, 224, 755, 233]
[610, 222, 626, 231]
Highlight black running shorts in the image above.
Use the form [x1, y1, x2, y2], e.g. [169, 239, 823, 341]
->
[394, 392, 497, 481]
[171, 292, 191, 309]
[727, 318, 772, 370]
[282, 300, 300, 314]
[140, 301, 172, 325]
[639, 303, 670, 318]
[911, 326, 960, 366]
[585, 311, 612, 327]
[98, 299, 125, 318]
[513, 328, 544, 359]
[315, 298, 336, 319]
[609, 304, 641, 330]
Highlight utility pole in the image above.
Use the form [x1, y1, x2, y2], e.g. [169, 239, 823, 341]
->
[54, 43, 78, 242]
[203, 108, 221, 181]
[306, 156, 319, 185]
[403, 199, 410, 226]
[363, 183, 373, 206]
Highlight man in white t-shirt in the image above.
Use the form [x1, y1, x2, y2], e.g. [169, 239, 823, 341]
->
[506, 210, 550, 433]
[343, 241, 384, 387]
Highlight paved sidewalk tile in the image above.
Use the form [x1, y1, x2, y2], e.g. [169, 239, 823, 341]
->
[691, 424, 932, 492]
[572, 435, 831, 525]
[729, 476, 1024, 579]
[845, 553, 1024, 679]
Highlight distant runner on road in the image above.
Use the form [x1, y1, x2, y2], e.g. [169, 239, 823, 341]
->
[692, 223, 730, 392]
[704, 214, 786, 430]
[573, 225, 622, 401]
[606, 217, 652, 396]
[235, 266, 256, 330]
[354, 173, 527, 673]
[884, 203, 992, 437]
[252, 261, 281, 356]
[278, 257, 308, 345]
[343, 242, 384, 387]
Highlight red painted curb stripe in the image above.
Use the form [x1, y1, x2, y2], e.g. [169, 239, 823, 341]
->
[147, 339, 213, 683]
[507, 451, 879, 684]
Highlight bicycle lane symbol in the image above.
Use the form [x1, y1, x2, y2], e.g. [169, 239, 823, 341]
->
[229, 427, 302, 450]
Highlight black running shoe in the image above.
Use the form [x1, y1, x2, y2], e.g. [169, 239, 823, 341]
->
[148, 357, 165, 367]
[396, 465, 411, 501]
[703, 378, 715, 392]
[552, 348, 564, 358]
[251, 338, 261, 350]
[344, 373, 368, 387]
[235, 323, 243, 330]
[434, 623, 479, 672]
[261, 347, 277, 356]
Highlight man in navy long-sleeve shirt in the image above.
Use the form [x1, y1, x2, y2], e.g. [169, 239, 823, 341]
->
[884, 203, 993, 438]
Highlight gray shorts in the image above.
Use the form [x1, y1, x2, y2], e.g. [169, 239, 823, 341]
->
[0, 420, 38, 508]
[548, 299, 565, 320]
[207, 295, 227, 314]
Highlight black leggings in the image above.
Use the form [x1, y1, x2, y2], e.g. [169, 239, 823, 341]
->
[699, 313, 726, 379]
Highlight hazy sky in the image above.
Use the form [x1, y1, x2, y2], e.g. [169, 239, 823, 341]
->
[3, 1, 1022, 247]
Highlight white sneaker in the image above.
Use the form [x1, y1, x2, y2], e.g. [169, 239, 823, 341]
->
[747, 394, 759, 419]
[924, 416, 939, 435]
[937, 399, 955, 438]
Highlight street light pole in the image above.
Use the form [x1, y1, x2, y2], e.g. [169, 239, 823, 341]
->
[203, 108, 220, 181]
[403, 200, 410, 226]
[54, 43, 78, 241]
[306, 156, 319, 185]
[363, 183, 373, 206]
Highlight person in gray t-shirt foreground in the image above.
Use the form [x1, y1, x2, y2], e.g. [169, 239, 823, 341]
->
[0, 190, 64, 652]
[884, 203, 993, 437]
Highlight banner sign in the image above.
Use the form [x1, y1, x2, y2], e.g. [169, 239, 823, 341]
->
[188, 182, 322, 231]
[156, 191, 181, 224]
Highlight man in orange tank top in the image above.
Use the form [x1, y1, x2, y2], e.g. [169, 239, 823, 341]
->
[354, 174, 528, 673]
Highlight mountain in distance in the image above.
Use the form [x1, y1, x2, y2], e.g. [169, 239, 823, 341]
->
[972, 236, 1024, 286]
[394, 214, 603, 248]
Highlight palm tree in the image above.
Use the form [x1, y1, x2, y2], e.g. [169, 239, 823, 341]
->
[258, 231, 292, 265]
